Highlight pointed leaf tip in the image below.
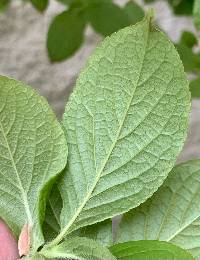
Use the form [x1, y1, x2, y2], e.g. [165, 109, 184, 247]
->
[0, 219, 19, 260]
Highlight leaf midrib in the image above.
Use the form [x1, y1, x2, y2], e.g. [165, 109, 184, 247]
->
[49, 22, 150, 247]
[0, 119, 32, 224]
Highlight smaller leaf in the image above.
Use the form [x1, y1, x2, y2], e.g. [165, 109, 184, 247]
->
[30, 0, 48, 12]
[87, 1, 130, 36]
[47, 8, 86, 61]
[180, 31, 198, 48]
[190, 77, 200, 98]
[168, 0, 194, 16]
[194, 0, 200, 30]
[176, 42, 200, 72]
[110, 240, 194, 260]
[123, 0, 144, 25]
[41, 236, 116, 260]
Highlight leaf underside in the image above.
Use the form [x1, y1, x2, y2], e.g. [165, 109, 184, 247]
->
[116, 160, 200, 259]
[41, 236, 116, 260]
[0, 76, 68, 251]
[56, 12, 190, 244]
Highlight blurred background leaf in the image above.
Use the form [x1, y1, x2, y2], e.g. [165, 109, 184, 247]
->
[190, 78, 200, 98]
[86, 1, 132, 36]
[47, 7, 86, 61]
[193, 0, 200, 30]
[0, 0, 10, 11]
[30, 0, 49, 12]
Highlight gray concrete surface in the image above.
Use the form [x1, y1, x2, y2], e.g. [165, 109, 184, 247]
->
[0, 0, 199, 161]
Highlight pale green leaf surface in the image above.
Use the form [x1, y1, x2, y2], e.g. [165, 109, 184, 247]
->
[110, 240, 194, 260]
[79, 219, 113, 247]
[194, 0, 200, 30]
[56, 13, 190, 245]
[0, 76, 68, 251]
[41, 236, 116, 260]
[116, 160, 200, 259]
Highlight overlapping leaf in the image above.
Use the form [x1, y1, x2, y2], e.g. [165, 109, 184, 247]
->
[110, 240, 194, 260]
[0, 76, 68, 251]
[116, 160, 200, 259]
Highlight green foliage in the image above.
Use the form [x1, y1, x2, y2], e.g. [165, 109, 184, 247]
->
[110, 241, 194, 260]
[180, 31, 198, 48]
[190, 77, 200, 98]
[86, 0, 144, 37]
[30, 0, 48, 12]
[47, 8, 86, 61]
[168, 0, 194, 15]
[0, 76, 68, 252]
[47, 0, 144, 61]
[0, 0, 10, 11]
[87, 1, 130, 36]
[124, 0, 145, 25]
[175, 31, 200, 73]
[193, 0, 200, 30]
[0, 10, 195, 260]
[116, 160, 200, 259]
[41, 236, 116, 259]
[46, 11, 190, 247]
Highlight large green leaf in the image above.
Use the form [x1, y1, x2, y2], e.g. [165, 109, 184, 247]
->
[116, 160, 200, 259]
[50, 11, 190, 246]
[30, 0, 48, 12]
[47, 8, 86, 62]
[87, 1, 130, 36]
[110, 240, 194, 260]
[194, 0, 200, 30]
[41, 236, 116, 260]
[0, 76, 68, 252]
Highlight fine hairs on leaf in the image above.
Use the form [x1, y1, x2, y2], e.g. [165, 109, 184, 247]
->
[0, 9, 194, 260]
[46, 9, 190, 248]
[0, 76, 68, 253]
[116, 160, 200, 259]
